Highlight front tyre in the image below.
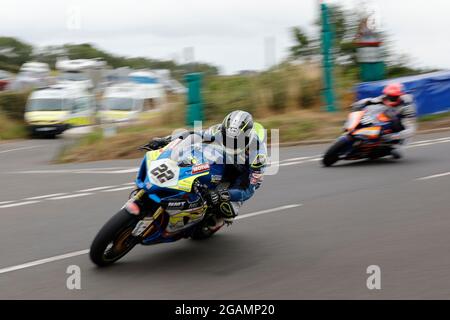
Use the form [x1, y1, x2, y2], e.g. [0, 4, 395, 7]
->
[322, 138, 349, 167]
[90, 209, 140, 267]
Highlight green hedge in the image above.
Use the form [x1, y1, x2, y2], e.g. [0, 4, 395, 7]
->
[0, 90, 31, 121]
[203, 76, 257, 121]
[0, 61, 20, 73]
[202, 65, 322, 121]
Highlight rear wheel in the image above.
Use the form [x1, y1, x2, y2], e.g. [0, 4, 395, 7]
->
[90, 209, 140, 267]
[322, 138, 349, 167]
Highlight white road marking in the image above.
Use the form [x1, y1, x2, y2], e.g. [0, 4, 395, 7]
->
[72, 169, 138, 174]
[0, 250, 90, 274]
[108, 168, 139, 173]
[25, 193, 68, 200]
[416, 171, 450, 181]
[271, 156, 320, 165]
[0, 201, 41, 208]
[1, 135, 449, 207]
[0, 184, 135, 209]
[282, 156, 318, 162]
[409, 136, 450, 145]
[279, 158, 322, 167]
[101, 186, 135, 192]
[5, 136, 450, 175]
[48, 193, 93, 200]
[407, 139, 450, 149]
[0, 145, 42, 154]
[11, 167, 133, 174]
[274, 136, 450, 168]
[77, 186, 117, 192]
[236, 204, 303, 220]
[0, 203, 303, 274]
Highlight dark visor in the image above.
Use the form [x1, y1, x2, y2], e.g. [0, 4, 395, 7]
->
[386, 95, 400, 102]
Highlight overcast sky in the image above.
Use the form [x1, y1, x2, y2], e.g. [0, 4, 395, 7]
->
[0, 0, 447, 74]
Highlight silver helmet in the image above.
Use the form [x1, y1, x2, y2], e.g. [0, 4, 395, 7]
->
[220, 110, 254, 155]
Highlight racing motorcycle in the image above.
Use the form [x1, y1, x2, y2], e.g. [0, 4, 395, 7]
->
[90, 134, 230, 267]
[322, 104, 403, 167]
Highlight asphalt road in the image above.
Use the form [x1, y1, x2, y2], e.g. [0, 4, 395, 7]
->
[0, 132, 450, 299]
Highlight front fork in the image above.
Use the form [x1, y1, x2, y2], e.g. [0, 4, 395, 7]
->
[337, 134, 355, 158]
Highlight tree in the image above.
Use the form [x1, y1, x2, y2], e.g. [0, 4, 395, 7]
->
[0, 37, 33, 69]
[298, 3, 431, 80]
[289, 4, 370, 67]
[0, 40, 219, 78]
[289, 27, 317, 59]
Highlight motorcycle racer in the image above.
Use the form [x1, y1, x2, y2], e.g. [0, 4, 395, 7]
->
[145, 110, 268, 224]
[351, 83, 417, 158]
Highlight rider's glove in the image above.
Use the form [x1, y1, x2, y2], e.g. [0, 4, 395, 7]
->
[207, 189, 236, 222]
[148, 136, 171, 150]
[207, 189, 231, 206]
[219, 201, 237, 222]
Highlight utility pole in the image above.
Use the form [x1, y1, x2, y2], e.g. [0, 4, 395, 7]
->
[183, 46, 195, 73]
[264, 36, 276, 69]
[320, 1, 337, 112]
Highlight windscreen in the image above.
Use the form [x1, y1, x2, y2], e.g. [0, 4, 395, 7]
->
[102, 98, 134, 111]
[61, 72, 88, 81]
[170, 134, 225, 166]
[362, 104, 387, 123]
[27, 98, 64, 111]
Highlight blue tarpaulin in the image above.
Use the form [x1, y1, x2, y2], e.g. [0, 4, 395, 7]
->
[129, 76, 159, 84]
[355, 71, 450, 116]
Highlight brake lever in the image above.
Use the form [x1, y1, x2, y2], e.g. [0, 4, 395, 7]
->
[193, 180, 209, 203]
[138, 144, 152, 151]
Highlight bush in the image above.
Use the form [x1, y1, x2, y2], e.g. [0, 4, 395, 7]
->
[298, 77, 320, 109]
[0, 62, 20, 73]
[268, 73, 288, 112]
[0, 90, 31, 121]
[203, 76, 256, 121]
[0, 112, 26, 140]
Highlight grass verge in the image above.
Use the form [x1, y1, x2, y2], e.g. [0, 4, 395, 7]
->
[57, 108, 450, 164]
[56, 109, 346, 163]
[0, 112, 27, 140]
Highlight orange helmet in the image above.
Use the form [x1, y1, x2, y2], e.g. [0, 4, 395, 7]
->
[383, 83, 404, 107]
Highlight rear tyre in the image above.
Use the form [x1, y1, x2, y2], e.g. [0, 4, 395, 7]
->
[322, 138, 349, 167]
[90, 209, 140, 267]
[390, 149, 402, 159]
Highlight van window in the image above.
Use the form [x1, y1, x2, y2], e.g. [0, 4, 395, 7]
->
[103, 98, 134, 111]
[64, 99, 75, 112]
[61, 72, 88, 82]
[27, 99, 63, 111]
[73, 97, 91, 113]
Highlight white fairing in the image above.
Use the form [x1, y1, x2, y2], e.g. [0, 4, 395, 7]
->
[148, 159, 180, 188]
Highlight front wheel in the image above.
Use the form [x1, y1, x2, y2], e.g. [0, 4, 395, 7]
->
[322, 138, 349, 167]
[90, 209, 140, 267]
